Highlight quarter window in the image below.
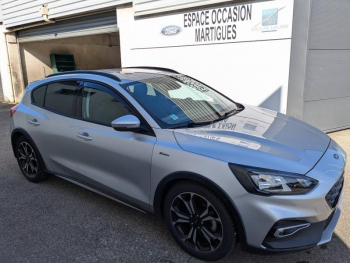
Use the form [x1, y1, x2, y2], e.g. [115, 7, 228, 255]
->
[81, 82, 132, 126]
[44, 81, 78, 116]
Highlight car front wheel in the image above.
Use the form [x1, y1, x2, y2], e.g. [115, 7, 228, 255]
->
[164, 181, 237, 261]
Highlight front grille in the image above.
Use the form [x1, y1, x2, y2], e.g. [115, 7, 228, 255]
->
[325, 174, 344, 209]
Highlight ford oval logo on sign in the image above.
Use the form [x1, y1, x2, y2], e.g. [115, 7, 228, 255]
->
[161, 25, 182, 36]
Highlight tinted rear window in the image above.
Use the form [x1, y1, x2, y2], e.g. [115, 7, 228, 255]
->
[32, 85, 46, 106]
[45, 82, 78, 116]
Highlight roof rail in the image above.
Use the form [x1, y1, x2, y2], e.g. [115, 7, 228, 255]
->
[46, 70, 121, 82]
[123, 66, 179, 74]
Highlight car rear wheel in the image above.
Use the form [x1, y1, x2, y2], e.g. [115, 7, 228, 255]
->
[16, 136, 50, 182]
[164, 181, 237, 261]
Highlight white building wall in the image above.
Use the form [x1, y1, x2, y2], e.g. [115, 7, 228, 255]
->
[118, 0, 294, 113]
[0, 25, 14, 102]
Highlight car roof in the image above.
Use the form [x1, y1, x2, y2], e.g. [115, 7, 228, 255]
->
[45, 67, 180, 84]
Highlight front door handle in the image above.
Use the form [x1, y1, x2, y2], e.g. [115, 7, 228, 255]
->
[76, 132, 92, 141]
[28, 119, 40, 126]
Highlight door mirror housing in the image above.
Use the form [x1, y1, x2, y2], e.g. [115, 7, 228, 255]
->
[111, 115, 141, 131]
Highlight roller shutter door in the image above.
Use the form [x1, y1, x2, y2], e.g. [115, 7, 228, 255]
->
[18, 11, 118, 43]
[303, 0, 350, 132]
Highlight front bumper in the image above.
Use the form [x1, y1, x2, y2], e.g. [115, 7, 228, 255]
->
[261, 187, 344, 252]
[233, 139, 346, 252]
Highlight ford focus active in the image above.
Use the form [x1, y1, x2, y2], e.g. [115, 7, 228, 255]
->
[10, 68, 346, 261]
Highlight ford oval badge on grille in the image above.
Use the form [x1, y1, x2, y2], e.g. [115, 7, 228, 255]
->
[334, 154, 339, 160]
[161, 25, 182, 36]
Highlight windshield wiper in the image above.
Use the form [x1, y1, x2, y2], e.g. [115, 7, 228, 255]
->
[224, 109, 238, 117]
[206, 110, 237, 124]
[171, 120, 214, 129]
[170, 107, 244, 129]
[215, 107, 244, 121]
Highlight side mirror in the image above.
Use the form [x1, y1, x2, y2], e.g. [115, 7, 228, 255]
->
[111, 115, 141, 131]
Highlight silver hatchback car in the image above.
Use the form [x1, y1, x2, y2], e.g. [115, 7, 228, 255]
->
[10, 68, 346, 261]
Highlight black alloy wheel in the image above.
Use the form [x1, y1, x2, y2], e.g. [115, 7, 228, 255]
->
[164, 181, 237, 261]
[17, 141, 38, 178]
[16, 136, 50, 182]
[170, 192, 223, 252]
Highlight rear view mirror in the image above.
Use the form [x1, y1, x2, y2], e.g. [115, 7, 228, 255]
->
[111, 115, 141, 132]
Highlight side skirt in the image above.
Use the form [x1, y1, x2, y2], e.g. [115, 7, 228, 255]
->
[54, 174, 153, 215]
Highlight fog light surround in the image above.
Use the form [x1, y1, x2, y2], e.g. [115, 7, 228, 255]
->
[274, 223, 310, 238]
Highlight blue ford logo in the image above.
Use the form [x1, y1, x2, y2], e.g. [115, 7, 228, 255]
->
[334, 154, 339, 160]
[161, 25, 182, 36]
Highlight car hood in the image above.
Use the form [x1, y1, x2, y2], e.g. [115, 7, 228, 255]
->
[173, 105, 330, 174]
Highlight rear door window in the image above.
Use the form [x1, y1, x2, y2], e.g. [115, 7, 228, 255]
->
[44, 81, 78, 117]
[32, 85, 46, 106]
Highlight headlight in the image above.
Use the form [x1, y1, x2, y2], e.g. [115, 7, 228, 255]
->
[229, 164, 318, 195]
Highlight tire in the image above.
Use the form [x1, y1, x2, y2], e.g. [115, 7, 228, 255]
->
[15, 136, 50, 183]
[164, 180, 237, 261]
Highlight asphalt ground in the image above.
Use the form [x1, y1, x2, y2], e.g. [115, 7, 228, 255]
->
[0, 101, 349, 262]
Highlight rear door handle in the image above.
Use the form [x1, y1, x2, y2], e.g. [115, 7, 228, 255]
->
[28, 119, 40, 126]
[76, 132, 92, 141]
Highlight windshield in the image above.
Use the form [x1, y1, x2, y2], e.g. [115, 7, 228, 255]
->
[122, 75, 239, 129]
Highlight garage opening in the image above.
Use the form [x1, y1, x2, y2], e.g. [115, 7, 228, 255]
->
[18, 11, 120, 86]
